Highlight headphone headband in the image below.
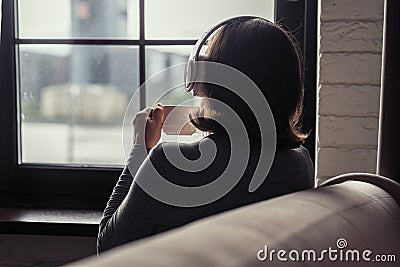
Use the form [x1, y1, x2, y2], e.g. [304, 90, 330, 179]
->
[185, 16, 270, 92]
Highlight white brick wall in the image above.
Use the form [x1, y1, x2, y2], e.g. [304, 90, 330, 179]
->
[317, 0, 384, 183]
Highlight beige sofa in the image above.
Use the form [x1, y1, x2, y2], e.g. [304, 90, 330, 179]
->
[70, 173, 400, 266]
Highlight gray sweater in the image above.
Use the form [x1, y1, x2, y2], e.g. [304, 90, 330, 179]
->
[97, 134, 314, 253]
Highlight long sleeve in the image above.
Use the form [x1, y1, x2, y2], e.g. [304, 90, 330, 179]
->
[97, 144, 156, 253]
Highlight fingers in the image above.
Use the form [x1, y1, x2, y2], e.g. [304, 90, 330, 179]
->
[141, 107, 152, 115]
[135, 107, 152, 119]
[151, 104, 164, 124]
[135, 104, 163, 123]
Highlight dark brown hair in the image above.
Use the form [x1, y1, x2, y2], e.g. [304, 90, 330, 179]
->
[190, 18, 307, 149]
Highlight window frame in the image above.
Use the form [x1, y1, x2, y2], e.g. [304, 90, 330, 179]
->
[0, 0, 317, 209]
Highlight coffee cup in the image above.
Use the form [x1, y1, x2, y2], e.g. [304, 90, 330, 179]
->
[162, 105, 198, 135]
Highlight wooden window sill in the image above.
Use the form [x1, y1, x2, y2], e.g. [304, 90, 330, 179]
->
[0, 208, 102, 237]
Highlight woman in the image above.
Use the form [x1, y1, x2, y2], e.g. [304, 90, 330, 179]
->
[97, 16, 314, 253]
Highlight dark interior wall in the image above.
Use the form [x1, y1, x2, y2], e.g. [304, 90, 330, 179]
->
[0, 235, 96, 266]
[377, 0, 400, 182]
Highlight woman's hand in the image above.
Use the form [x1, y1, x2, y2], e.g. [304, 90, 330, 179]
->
[133, 104, 164, 149]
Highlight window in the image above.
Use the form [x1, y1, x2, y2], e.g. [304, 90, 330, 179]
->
[0, 0, 316, 208]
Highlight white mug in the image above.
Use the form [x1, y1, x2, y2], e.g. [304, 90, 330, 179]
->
[162, 105, 198, 135]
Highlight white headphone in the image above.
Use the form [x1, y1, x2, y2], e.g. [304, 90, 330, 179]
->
[184, 15, 271, 92]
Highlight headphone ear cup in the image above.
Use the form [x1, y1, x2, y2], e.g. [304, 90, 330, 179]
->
[185, 16, 269, 93]
[185, 59, 196, 92]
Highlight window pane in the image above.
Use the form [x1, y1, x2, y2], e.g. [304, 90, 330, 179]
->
[18, 0, 139, 39]
[19, 45, 139, 165]
[146, 45, 192, 106]
[146, 45, 203, 143]
[145, 0, 274, 39]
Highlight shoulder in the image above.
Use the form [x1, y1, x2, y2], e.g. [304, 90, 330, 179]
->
[149, 139, 201, 161]
[149, 134, 230, 161]
[145, 135, 230, 185]
[272, 145, 315, 186]
[276, 145, 312, 161]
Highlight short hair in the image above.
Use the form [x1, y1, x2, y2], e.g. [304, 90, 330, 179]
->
[190, 18, 307, 149]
